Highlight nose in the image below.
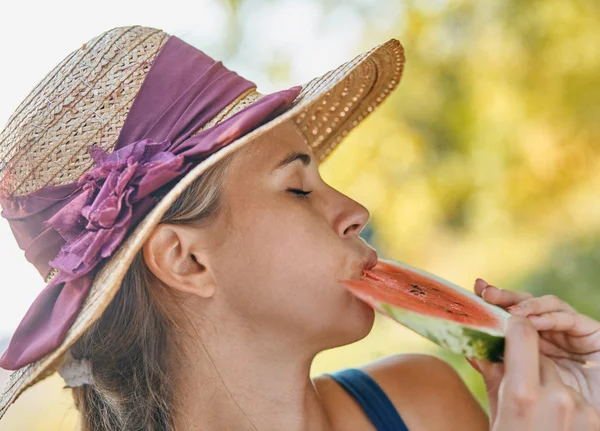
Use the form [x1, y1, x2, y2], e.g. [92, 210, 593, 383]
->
[334, 194, 370, 238]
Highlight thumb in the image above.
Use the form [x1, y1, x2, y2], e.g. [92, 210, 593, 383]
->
[466, 357, 504, 423]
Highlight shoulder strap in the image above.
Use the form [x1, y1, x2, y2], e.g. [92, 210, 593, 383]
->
[325, 368, 409, 431]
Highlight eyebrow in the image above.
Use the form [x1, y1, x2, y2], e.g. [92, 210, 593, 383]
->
[272, 151, 312, 172]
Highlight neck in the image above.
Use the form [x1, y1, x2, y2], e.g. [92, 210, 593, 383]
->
[168, 319, 334, 431]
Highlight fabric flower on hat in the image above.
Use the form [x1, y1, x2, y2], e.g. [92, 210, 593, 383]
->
[47, 139, 185, 280]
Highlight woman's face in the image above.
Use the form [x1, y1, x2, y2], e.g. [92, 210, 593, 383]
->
[193, 119, 377, 350]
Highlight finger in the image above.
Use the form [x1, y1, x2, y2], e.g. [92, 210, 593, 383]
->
[538, 335, 573, 358]
[529, 312, 600, 337]
[508, 295, 574, 317]
[540, 329, 600, 356]
[467, 357, 504, 422]
[504, 316, 540, 393]
[529, 312, 577, 332]
[474, 279, 533, 307]
[474, 278, 488, 296]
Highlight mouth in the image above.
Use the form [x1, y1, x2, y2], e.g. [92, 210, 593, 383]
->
[362, 250, 379, 273]
[341, 250, 379, 283]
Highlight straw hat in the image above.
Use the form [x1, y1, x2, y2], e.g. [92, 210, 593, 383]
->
[0, 25, 404, 419]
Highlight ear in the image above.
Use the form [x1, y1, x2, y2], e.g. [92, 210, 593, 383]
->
[142, 224, 216, 298]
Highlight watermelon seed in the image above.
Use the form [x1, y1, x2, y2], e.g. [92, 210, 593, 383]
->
[445, 309, 468, 316]
[409, 284, 427, 295]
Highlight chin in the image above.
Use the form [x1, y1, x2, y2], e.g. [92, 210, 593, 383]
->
[326, 294, 376, 349]
[350, 295, 376, 339]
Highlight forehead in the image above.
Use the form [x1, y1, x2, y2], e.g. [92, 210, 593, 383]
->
[237, 119, 312, 167]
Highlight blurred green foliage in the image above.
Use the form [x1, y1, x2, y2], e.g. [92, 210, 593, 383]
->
[2, 0, 599, 428]
[315, 0, 600, 412]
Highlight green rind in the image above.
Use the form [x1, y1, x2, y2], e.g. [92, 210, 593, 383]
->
[380, 303, 506, 362]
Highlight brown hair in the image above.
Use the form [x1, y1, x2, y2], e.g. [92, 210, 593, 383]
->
[68, 151, 236, 430]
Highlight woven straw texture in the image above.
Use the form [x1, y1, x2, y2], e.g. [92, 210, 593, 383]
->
[0, 25, 405, 420]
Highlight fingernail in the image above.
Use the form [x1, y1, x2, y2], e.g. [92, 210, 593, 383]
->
[475, 278, 488, 289]
[507, 304, 522, 314]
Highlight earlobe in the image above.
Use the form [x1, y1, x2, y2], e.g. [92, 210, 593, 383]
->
[142, 224, 216, 299]
[189, 252, 217, 298]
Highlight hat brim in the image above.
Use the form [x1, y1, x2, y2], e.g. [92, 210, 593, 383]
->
[0, 37, 404, 419]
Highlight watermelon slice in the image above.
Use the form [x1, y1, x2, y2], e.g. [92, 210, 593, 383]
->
[341, 259, 511, 361]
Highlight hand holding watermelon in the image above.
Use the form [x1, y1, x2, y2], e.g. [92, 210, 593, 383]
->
[339, 258, 600, 427]
[489, 316, 600, 431]
[474, 279, 600, 413]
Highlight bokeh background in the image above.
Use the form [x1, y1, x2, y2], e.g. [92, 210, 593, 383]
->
[1, 0, 599, 428]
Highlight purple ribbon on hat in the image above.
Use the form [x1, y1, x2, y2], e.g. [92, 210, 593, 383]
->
[47, 140, 184, 279]
[0, 35, 301, 370]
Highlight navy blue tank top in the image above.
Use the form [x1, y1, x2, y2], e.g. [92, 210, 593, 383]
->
[325, 368, 409, 431]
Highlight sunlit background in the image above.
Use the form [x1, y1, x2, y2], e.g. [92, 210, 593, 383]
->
[1, 0, 600, 428]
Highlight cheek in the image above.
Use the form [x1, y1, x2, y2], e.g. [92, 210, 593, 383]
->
[209, 200, 374, 344]
[216, 202, 350, 313]
[256, 212, 342, 287]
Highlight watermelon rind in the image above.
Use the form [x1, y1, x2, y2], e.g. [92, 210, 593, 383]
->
[363, 259, 511, 362]
[379, 303, 506, 362]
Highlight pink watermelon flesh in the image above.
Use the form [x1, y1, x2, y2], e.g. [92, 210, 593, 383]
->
[342, 259, 503, 330]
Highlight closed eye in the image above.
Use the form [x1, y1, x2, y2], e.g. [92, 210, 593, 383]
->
[287, 188, 313, 198]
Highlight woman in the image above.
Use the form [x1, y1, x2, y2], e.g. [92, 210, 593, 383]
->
[0, 25, 598, 430]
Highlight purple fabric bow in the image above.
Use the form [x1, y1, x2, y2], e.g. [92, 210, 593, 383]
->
[48, 140, 184, 280]
[0, 35, 301, 370]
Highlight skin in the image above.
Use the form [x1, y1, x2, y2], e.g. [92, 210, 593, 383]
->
[471, 278, 600, 424]
[486, 317, 600, 431]
[142, 118, 599, 430]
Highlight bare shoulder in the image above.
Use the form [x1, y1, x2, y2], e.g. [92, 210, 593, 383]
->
[361, 354, 489, 430]
[313, 354, 489, 431]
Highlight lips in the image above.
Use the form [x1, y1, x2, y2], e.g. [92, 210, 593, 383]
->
[362, 250, 379, 272]
[343, 250, 379, 282]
